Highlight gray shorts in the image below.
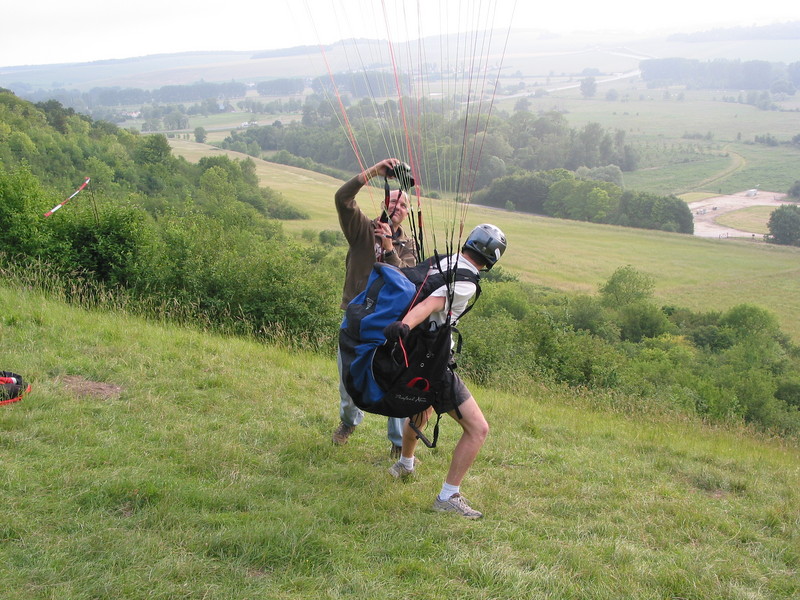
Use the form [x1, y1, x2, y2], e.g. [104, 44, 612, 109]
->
[434, 368, 471, 415]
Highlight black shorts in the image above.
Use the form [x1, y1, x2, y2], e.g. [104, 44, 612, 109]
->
[433, 368, 471, 415]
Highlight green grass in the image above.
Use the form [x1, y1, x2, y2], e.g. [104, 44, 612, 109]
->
[622, 153, 734, 195]
[2, 284, 799, 599]
[715, 206, 775, 235]
[706, 143, 800, 194]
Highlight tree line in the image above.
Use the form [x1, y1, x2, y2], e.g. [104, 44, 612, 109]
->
[641, 57, 800, 95]
[221, 99, 679, 230]
[14, 80, 248, 114]
[222, 100, 640, 190]
[474, 170, 694, 233]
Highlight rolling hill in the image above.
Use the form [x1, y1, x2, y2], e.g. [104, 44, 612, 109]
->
[169, 140, 800, 341]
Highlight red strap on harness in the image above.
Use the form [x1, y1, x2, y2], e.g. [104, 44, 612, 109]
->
[407, 377, 431, 391]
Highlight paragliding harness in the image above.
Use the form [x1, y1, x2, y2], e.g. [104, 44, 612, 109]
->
[339, 255, 481, 447]
[1, 372, 31, 406]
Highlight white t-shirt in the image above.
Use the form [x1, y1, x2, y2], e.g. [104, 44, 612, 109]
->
[426, 253, 479, 327]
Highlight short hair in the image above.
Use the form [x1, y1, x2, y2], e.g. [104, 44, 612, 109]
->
[462, 246, 489, 267]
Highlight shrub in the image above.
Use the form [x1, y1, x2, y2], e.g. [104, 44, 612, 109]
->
[617, 302, 673, 342]
[719, 304, 781, 341]
[775, 379, 800, 409]
[599, 265, 655, 307]
[45, 201, 156, 288]
[319, 230, 346, 246]
[566, 295, 620, 342]
[0, 163, 54, 257]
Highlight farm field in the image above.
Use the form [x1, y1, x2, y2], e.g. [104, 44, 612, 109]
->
[169, 140, 800, 341]
[714, 206, 775, 235]
[150, 74, 800, 198]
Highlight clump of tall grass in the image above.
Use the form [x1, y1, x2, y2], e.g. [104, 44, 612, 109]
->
[0, 254, 332, 353]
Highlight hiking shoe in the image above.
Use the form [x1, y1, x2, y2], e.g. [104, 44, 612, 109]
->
[390, 444, 402, 459]
[432, 493, 483, 519]
[332, 421, 356, 445]
[388, 460, 415, 479]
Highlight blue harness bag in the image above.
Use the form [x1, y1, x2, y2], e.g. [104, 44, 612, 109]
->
[339, 258, 480, 419]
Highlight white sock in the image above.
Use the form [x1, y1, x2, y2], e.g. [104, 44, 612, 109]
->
[399, 455, 414, 470]
[438, 482, 459, 501]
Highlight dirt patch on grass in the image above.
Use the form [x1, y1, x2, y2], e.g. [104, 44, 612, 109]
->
[60, 375, 122, 400]
[688, 190, 793, 238]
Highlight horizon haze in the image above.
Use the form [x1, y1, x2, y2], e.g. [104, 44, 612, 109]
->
[2, 0, 799, 69]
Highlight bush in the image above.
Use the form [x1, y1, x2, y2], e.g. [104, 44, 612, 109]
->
[566, 295, 620, 342]
[0, 163, 54, 257]
[775, 379, 800, 409]
[319, 230, 346, 246]
[46, 201, 156, 288]
[617, 302, 673, 342]
[149, 212, 340, 345]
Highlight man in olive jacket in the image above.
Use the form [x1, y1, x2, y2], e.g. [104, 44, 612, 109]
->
[332, 158, 418, 456]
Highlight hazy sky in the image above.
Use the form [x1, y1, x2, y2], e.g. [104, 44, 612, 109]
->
[2, 0, 798, 68]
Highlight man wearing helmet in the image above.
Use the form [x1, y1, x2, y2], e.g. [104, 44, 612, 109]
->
[385, 224, 507, 519]
[331, 159, 418, 456]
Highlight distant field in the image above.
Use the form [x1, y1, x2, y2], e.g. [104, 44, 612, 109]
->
[120, 112, 302, 140]
[623, 154, 734, 195]
[154, 75, 800, 200]
[508, 81, 800, 196]
[714, 206, 774, 234]
[516, 85, 800, 145]
[170, 140, 800, 340]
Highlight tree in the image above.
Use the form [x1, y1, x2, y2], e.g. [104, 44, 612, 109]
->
[514, 97, 531, 112]
[788, 180, 800, 198]
[767, 204, 800, 246]
[194, 127, 207, 143]
[719, 304, 780, 341]
[599, 265, 655, 307]
[134, 134, 172, 166]
[580, 77, 597, 98]
[163, 109, 188, 130]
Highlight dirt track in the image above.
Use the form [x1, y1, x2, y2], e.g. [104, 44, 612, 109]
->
[688, 190, 791, 238]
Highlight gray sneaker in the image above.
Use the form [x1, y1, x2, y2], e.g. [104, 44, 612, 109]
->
[432, 493, 483, 519]
[331, 421, 356, 445]
[388, 460, 415, 479]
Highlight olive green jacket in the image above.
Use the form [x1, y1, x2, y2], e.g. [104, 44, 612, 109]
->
[335, 176, 417, 309]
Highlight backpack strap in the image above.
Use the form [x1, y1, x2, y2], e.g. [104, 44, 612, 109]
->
[449, 269, 481, 321]
[405, 256, 482, 323]
[408, 410, 445, 449]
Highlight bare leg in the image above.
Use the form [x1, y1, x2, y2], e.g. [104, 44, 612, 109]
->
[444, 396, 488, 486]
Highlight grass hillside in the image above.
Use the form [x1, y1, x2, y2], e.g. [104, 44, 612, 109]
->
[169, 141, 800, 341]
[2, 284, 799, 599]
